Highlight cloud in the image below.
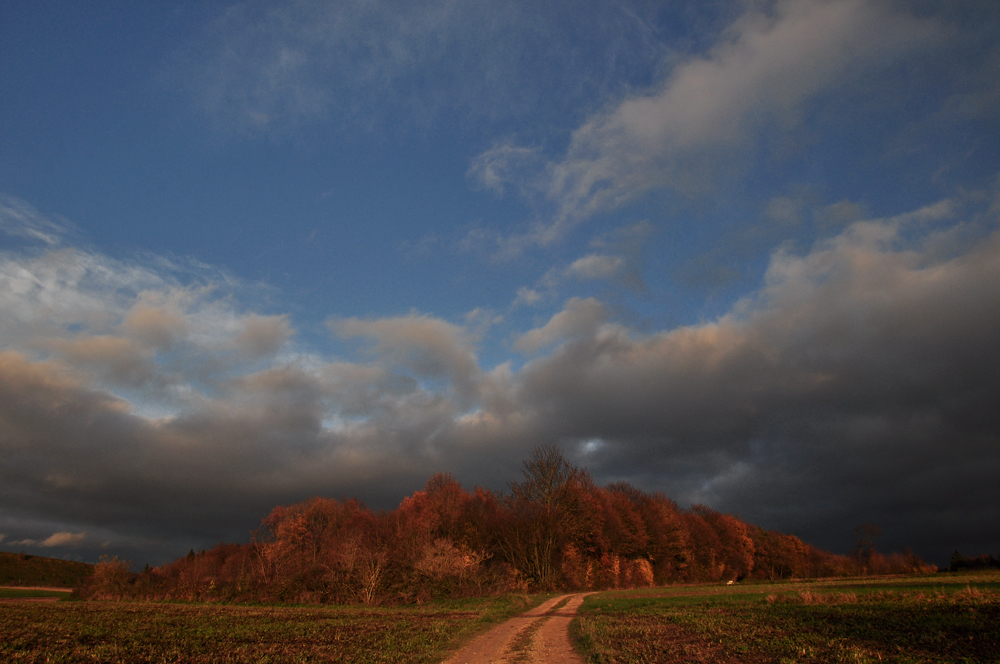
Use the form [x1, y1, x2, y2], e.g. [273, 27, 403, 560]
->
[41, 532, 86, 547]
[550, 0, 939, 215]
[514, 298, 608, 353]
[565, 254, 624, 281]
[0, 194, 75, 246]
[512, 287, 544, 308]
[501, 205, 1000, 559]
[332, 313, 483, 405]
[764, 196, 806, 229]
[467, 142, 544, 197]
[479, 0, 943, 247]
[123, 303, 188, 352]
[174, 0, 670, 135]
[510, 221, 652, 305]
[1, 192, 998, 565]
[234, 314, 293, 357]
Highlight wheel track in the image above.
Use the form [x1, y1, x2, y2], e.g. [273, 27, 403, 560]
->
[442, 594, 587, 664]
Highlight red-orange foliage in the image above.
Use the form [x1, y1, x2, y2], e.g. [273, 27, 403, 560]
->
[79, 447, 935, 604]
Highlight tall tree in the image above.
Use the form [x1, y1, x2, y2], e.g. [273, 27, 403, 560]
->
[502, 445, 585, 586]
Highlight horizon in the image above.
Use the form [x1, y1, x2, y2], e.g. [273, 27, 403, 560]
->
[1, 0, 999, 569]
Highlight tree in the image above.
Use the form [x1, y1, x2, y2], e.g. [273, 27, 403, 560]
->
[853, 523, 881, 574]
[693, 506, 754, 580]
[681, 510, 723, 581]
[501, 445, 588, 587]
[509, 445, 575, 507]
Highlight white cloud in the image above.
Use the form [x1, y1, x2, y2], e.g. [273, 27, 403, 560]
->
[0, 194, 74, 246]
[41, 531, 86, 547]
[467, 142, 543, 197]
[565, 254, 624, 280]
[512, 287, 544, 308]
[514, 297, 608, 353]
[552, 0, 938, 216]
[478, 0, 943, 247]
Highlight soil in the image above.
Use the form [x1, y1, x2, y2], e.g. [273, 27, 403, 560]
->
[443, 594, 588, 664]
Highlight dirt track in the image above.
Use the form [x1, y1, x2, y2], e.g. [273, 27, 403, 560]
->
[443, 594, 587, 664]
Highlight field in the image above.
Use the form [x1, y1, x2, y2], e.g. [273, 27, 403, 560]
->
[4, 574, 999, 663]
[572, 571, 1000, 663]
[0, 593, 540, 663]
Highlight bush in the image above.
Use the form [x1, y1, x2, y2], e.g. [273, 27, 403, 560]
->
[76, 556, 134, 600]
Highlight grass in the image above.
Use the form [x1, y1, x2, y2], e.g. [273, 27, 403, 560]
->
[572, 571, 1000, 663]
[0, 551, 93, 588]
[0, 593, 541, 663]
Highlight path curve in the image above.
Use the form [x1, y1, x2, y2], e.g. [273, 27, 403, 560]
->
[443, 593, 588, 664]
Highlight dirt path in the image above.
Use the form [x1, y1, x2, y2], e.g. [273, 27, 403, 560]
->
[443, 594, 588, 664]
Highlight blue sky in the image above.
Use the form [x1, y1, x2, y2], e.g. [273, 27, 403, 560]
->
[2, 0, 999, 567]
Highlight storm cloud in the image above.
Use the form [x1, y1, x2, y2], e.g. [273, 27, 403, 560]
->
[2, 191, 998, 566]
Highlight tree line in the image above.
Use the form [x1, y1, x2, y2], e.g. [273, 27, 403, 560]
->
[78, 446, 935, 603]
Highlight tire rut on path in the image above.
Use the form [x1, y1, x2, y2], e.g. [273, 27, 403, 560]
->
[443, 594, 588, 664]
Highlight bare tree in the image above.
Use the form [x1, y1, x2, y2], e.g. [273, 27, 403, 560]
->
[853, 523, 881, 574]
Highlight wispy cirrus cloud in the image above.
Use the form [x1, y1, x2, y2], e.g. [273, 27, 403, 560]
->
[0, 195, 76, 246]
[173, 0, 671, 135]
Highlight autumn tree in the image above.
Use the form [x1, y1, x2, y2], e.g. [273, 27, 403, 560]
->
[634, 492, 690, 583]
[693, 506, 754, 580]
[681, 510, 723, 581]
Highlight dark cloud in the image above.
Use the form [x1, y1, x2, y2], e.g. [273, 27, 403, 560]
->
[2, 200, 999, 567]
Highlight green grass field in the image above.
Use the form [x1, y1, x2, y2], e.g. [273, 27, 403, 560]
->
[572, 572, 1000, 663]
[0, 593, 540, 663]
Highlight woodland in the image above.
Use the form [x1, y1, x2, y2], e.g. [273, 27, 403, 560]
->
[78, 447, 935, 604]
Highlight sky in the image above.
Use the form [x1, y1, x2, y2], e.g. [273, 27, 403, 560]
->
[1, 0, 998, 568]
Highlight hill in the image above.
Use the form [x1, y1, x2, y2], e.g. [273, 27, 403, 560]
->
[0, 550, 94, 588]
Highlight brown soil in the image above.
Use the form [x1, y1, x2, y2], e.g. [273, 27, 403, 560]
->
[443, 594, 588, 664]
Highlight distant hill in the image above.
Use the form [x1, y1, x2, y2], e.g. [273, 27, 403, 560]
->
[0, 550, 94, 588]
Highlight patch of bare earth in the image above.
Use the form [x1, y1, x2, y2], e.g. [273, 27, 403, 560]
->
[443, 594, 588, 664]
